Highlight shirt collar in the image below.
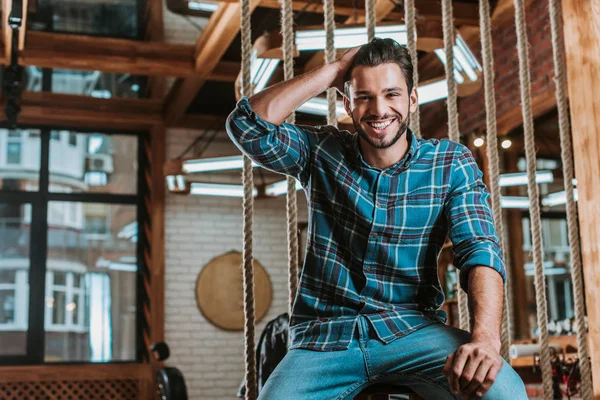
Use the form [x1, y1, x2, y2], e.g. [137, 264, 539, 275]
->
[351, 128, 419, 174]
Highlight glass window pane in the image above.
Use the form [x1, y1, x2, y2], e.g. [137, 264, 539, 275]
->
[53, 271, 66, 286]
[25, 67, 145, 99]
[52, 291, 66, 324]
[45, 202, 137, 362]
[28, 0, 139, 39]
[49, 132, 137, 195]
[0, 129, 41, 191]
[0, 203, 30, 355]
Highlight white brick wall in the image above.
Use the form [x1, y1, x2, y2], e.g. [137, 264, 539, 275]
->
[165, 128, 308, 400]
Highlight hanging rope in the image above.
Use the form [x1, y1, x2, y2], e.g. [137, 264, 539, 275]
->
[240, 0, 257, 397]
[513, 0, 553, 396]
[478, 0, 511, 362]
[441, 0, 470, 331]
[441, 0, 459, 144]
[280, 0, 300, 317]
[365, 0, 376, 42]
[547, 0, 592, 396]
[324, 0, 337, 127]
[404, 0, 421, 138]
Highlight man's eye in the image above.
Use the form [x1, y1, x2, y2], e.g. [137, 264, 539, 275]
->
[387, 93, 399, 97]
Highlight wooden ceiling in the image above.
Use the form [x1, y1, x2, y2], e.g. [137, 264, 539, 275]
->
[0, 0, 540, 134]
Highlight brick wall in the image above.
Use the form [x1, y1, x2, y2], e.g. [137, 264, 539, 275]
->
[164, 128, 308, 399]
[420, 0, 558, 140]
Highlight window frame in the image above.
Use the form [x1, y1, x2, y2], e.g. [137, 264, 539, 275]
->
[0, 126, 148, 365]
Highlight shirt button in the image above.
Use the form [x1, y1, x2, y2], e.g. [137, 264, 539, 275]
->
[372, 232, 378, 238]
[376, 203, 384, 209]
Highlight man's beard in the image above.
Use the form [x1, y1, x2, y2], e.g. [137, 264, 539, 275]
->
[353, 113, 411, 149]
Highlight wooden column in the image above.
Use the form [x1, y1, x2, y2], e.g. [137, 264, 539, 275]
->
[562, 0, 600, 395]
[504, 149, 529, 340]
[150, 123, 166, 358]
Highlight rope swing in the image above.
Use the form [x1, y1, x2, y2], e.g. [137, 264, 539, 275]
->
[404, 0, 420, 138]
[233, 0, 593, 397]
[478, 0, 512, 363]
[280, 0, 299, 319]
[513, 0, 553, 396]
[239, 0, 257, 396]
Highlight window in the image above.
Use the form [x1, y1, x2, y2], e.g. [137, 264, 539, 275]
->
[68, 133, 77, 147]
[28, 0, 140, 39]
[522, 216, 576, 335]
[0, 130, 146, 364]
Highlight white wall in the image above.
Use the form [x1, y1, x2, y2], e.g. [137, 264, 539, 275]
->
[165, 128, 308, 399]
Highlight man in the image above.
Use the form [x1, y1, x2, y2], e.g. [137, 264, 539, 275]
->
[226, 38, 527, 399]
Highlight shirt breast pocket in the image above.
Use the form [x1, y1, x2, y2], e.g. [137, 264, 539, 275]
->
[384, 191, 447, 245]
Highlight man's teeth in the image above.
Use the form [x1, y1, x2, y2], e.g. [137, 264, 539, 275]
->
[368, 120, 394, 130]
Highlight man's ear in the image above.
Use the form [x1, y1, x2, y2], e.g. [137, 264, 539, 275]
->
[343, 96, 352, 117]
[409, 86, 418, 114]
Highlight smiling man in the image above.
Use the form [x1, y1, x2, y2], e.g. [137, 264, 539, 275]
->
[226, 38, 527, 399]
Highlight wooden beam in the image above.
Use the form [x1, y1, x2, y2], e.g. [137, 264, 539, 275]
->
[19, 31, 195, 77]
[259, 0, 480, 26]
[496, 90, 557, 136]
[150, 123, 166, 359]
[11, 91, 162, 130]
[2, 0, 12, 64]
[164, 0, 261, 125]
[0, 363, 152, 382]
[18, 0, 28, 51]
[145, 0, 166, 99]
[563, 0, 600, 394]
[208, 61, 240, 82]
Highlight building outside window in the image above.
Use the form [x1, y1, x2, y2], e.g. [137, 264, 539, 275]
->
[0, 129, 146, 364]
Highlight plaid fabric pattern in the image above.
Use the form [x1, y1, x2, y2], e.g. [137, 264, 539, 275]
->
[226, 97, 505, 351]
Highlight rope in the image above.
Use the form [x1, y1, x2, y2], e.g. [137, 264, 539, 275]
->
[478, 0, 511, 362]
[324, 0, 337, 127]
[240, 0, 257, 397]
[441, 0, 469, 331]
[365, 0, 376, 42]
[513, 0, 552, 396]
[547, 0, 592, 396]
[280, 0, 300, 317]
[404, 0, 420, 138]
[441, 0, 459, 144]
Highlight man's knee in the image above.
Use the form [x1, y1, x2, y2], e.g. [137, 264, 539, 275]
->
[482, 360, 527, 400]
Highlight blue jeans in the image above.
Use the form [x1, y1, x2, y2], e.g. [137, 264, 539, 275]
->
[258, 317, 527, 399]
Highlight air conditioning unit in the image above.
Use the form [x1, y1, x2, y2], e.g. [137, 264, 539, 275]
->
[86, 154, 114, 174]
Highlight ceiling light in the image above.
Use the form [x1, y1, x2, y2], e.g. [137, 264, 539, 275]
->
[295, 25, 408, 51]
[542, 189, 579, 207]
[188, 1, 219, 12]
[265, 179, 303, 197]
[501, 139, 512, 149]
[190, 182, 257, 198]
[500, 196, 530, 209]
[498, 171, 554, 187]
[182, 156, 259, 173]
[473, 138, 484, 147]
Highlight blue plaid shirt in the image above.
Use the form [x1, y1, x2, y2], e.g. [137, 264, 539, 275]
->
[226, 97, 505, 351]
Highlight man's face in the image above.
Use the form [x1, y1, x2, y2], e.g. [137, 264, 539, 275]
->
[344, 63, 418, 149]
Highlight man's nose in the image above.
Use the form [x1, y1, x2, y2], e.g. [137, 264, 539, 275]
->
[369, 97, 387, 118]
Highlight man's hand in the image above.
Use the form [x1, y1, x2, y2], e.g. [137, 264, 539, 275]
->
[331, 46, 361, 94]
[442, 339, 503, 399]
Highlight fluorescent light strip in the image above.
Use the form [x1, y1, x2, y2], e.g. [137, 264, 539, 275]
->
[498, 170, 554, 187]
[166, 175, 175, 191]
[541, 189, 579, 207]
[500, 196, 530, 209]
[190, 182, 258, 198]
[296, 25, 408, 51]
[254, 59, 280, 93]
[176, 175, 186, 191]
[182, 156, 259, 173]
[265, 179, 303, 196]
[434, 49, 465, 84]
[188, 1, 219, 12]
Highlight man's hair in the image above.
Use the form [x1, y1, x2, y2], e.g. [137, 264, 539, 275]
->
[344, 38, 414, 97]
